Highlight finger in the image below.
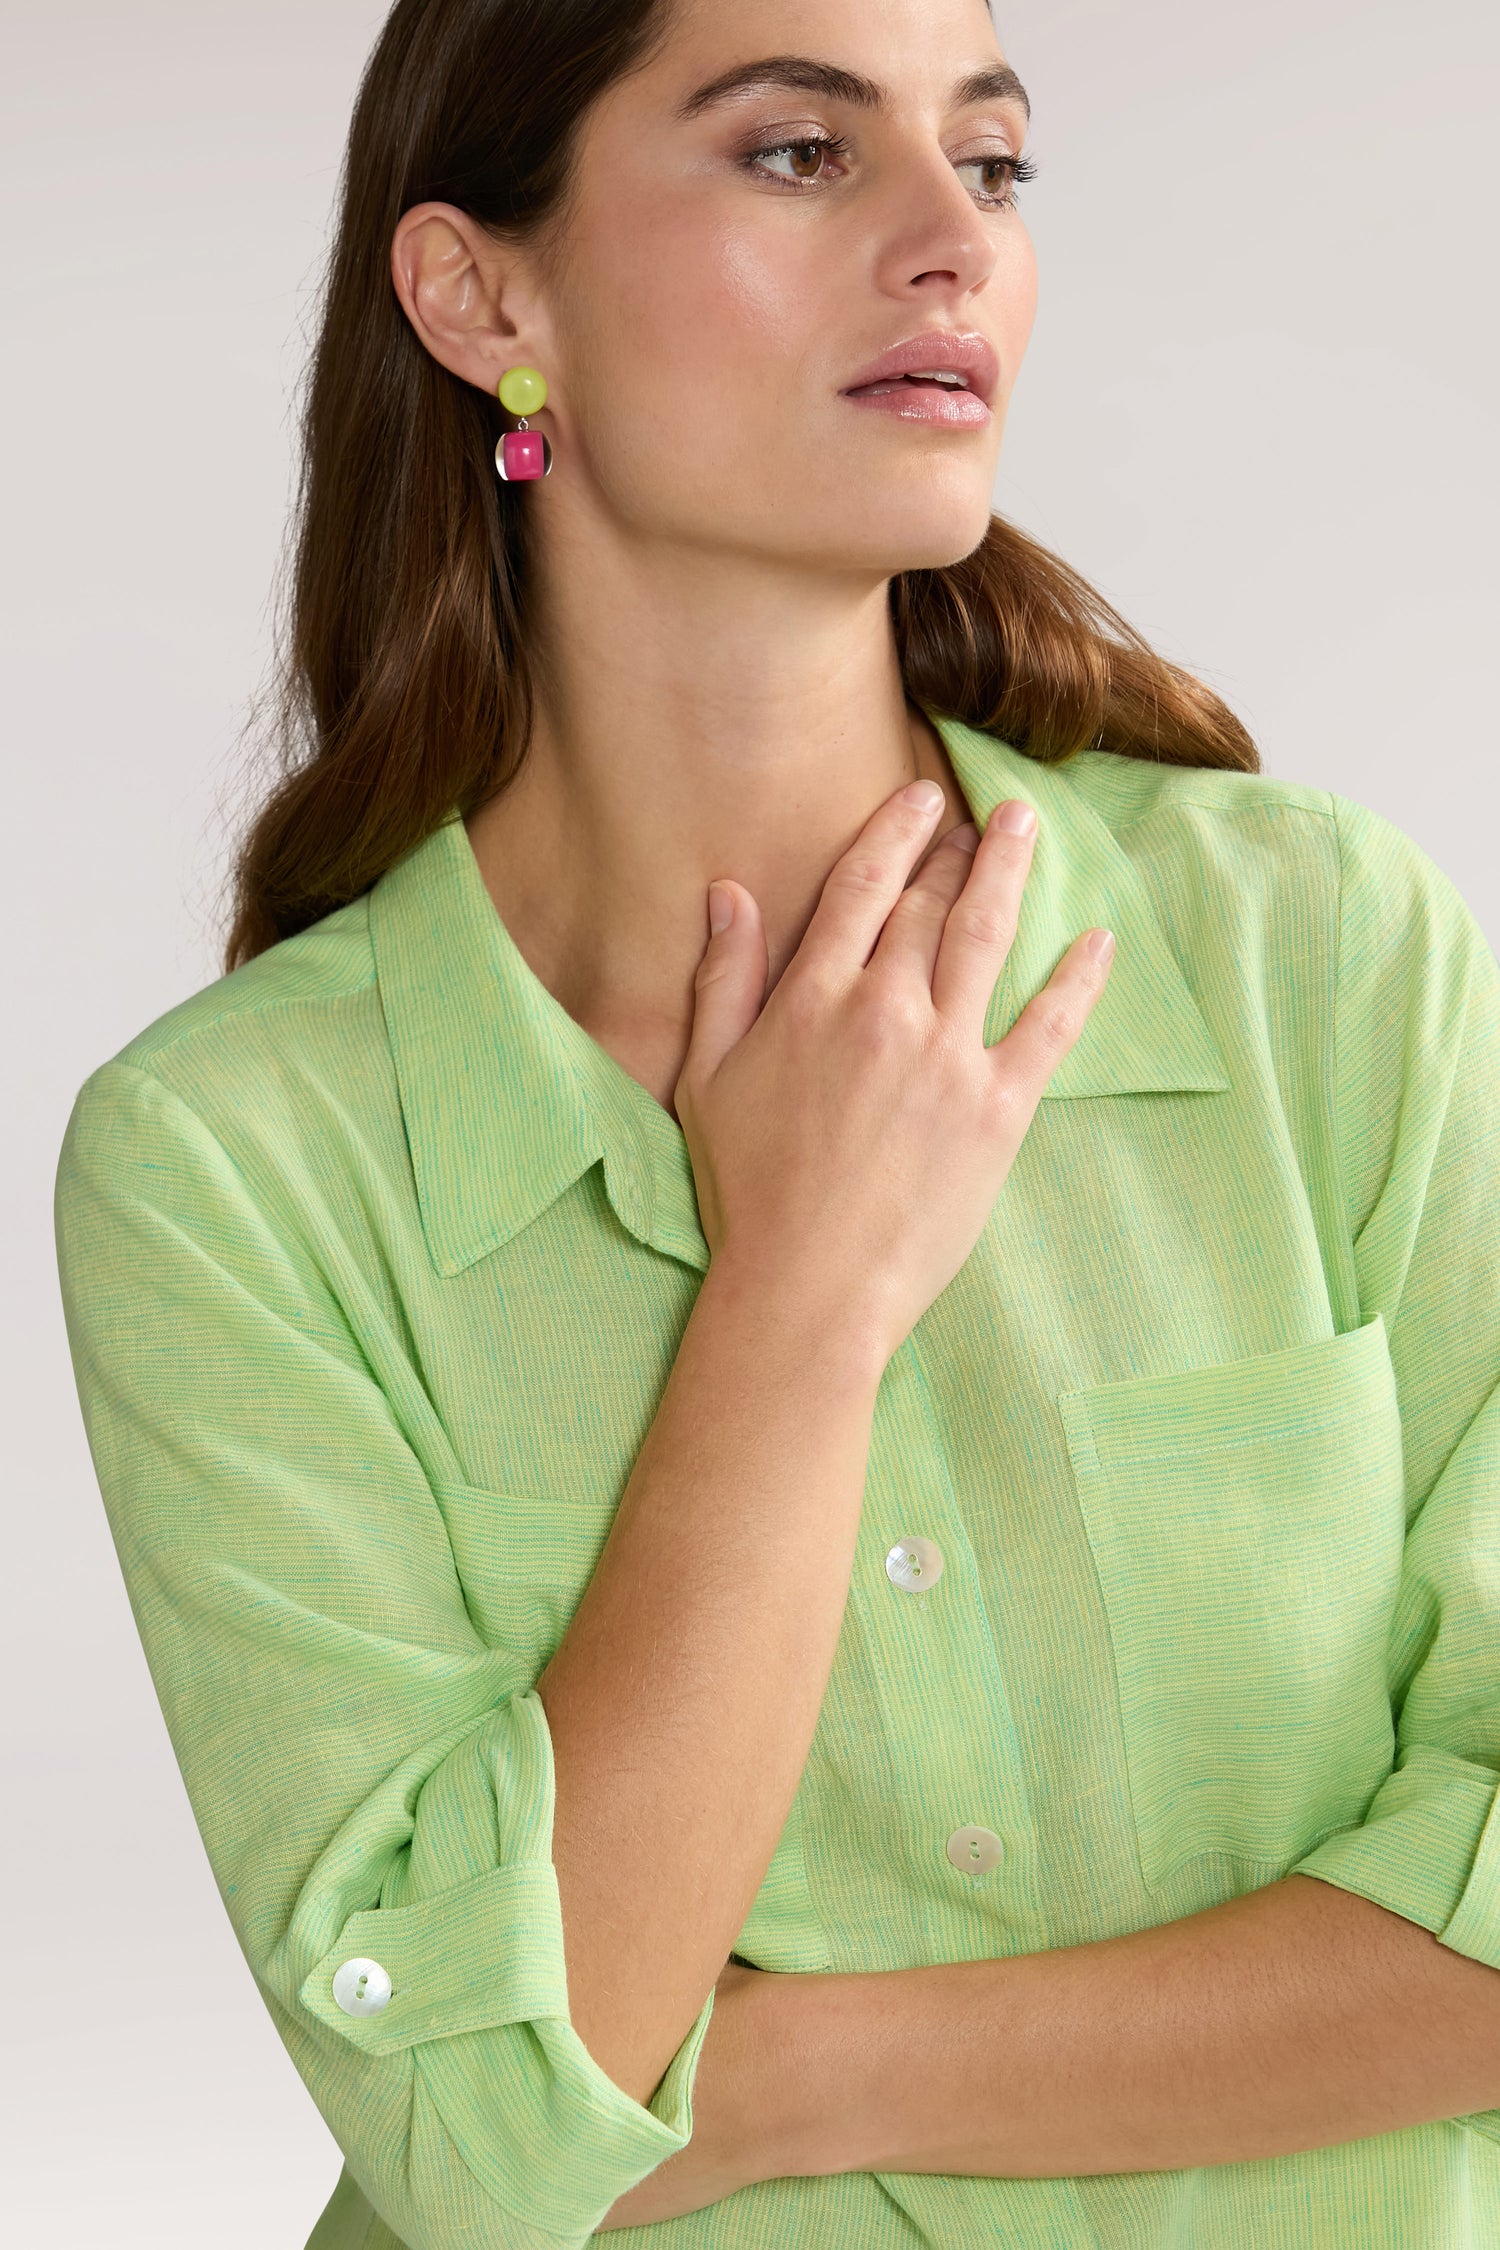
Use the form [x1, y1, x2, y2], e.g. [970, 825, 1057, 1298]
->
[927, 799, 1039, 1036]
[986, 926, 1115, 1090]
[788, 782, 946, 985]
[682, 880, 770, 1081]
[864, 821, 982, 989]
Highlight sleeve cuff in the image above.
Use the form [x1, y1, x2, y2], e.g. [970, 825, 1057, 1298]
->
[1291, 1746, 1500, 2148]
[299, 1687, 721, 2237]
[417, 1938, 718, 2236]
[1290, 1746, 1500, 1968]
[298, 1857, 571, 2054]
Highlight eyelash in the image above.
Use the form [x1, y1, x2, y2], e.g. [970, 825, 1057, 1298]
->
[741, 131, 1038, 209]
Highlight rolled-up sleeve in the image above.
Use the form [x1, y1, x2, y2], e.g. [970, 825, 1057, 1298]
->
[1289, 794, 1500, 2141]
[54, 1058, 715, 2249]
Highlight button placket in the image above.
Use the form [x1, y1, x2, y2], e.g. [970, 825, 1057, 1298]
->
[818, 1338, 1050, 1962]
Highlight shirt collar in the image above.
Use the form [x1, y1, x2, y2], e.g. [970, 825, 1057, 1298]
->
[369, 712, 1229, 1280]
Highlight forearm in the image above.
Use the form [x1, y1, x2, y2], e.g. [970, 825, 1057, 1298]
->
[535, 1250, 886, 2111]
[740, 1872, 1500, 2181]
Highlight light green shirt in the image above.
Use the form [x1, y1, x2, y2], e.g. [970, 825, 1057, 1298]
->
[54, 713, 1500, 2248]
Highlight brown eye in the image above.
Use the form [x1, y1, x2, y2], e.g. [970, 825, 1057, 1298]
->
[743, 134, 1037, 210]
[741, 131, 853, 191]
[957, 152, 1040, 209]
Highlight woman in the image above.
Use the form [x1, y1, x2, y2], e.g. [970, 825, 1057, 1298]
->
[53, 0, 1500, 2244]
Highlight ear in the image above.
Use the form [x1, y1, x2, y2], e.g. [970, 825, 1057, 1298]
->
[389, 201, 549, 397]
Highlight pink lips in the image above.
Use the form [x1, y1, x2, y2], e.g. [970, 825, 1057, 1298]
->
[838, 328, 1000, 407]
[841, 375, 991, 427]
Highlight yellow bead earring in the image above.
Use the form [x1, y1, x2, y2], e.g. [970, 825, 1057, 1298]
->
[495, 365, 552, 481]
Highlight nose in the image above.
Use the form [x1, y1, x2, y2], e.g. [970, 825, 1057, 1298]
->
[869, 154, 1000, 302]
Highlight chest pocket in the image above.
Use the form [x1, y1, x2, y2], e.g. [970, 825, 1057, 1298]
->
[1058, 1314, 1406, 1889]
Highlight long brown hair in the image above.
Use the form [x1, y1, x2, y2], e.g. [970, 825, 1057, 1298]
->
[221, 0, 1260, 974]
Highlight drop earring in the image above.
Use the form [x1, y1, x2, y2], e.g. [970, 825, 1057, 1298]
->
[495, 366, 553, 481]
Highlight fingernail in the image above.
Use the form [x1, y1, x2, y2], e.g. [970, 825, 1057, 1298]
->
[1086, 927, 1115, 962]
[994, 799, 1037, 837]
[948, 823, 980, 853]
[708, 882, 734, 933]
[901, 779, 944, 813]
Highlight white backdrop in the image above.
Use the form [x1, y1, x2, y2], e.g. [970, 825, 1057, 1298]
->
[3, 2, 1496, 2241]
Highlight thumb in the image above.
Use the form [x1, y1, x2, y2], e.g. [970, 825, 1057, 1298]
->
[685, 881, 768, 1076]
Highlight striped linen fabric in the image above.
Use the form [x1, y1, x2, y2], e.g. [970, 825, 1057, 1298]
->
[53, 711, 1500, 2247]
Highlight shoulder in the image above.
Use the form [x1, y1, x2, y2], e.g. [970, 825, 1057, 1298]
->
[1319, 790, 1499, 1112]
[1057, 745, 1336, 842]
[112, 891, 378, 1074]
[1059, 750, 1486, 966]
[1051, 752, 1498, 1097]
[59, 892, 387, 1186]
[1044, 750, 1342, 982]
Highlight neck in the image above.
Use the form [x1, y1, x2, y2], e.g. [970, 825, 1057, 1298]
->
[463, 546, 974, 1089]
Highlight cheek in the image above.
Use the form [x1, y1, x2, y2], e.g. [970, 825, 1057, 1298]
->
[992, 227, 1039, 359]
[579, 193, 813, 395]
[698, 224, 815, 351]
[555, 183, 1037, 526]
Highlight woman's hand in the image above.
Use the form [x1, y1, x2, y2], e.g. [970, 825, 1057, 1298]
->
[592, 1960, 782, 2230]
[675, 780, 1114, 1367]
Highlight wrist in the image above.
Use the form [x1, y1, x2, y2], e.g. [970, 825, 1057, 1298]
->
[698, 1250, 892, 1395]
[726, 1964, 870, 2184]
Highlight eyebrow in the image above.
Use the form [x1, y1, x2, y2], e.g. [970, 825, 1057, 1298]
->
[672, 54, 1032, 129]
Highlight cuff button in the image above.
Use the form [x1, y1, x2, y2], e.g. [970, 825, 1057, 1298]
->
[333, 1957, 393, 2015]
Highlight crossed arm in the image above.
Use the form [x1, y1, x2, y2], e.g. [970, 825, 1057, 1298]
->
[599, 1871, 1500, 2228]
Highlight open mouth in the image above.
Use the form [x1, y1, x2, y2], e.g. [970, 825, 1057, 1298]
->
[846, 373, 972, 397]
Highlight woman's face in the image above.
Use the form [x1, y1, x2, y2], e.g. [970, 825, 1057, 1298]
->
[535, 0, 1038, 575]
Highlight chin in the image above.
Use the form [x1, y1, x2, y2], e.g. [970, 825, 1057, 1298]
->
[852, 499, 998, 574]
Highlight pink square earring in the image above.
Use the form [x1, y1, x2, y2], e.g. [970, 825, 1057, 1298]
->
[495, 365, 553, 480]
